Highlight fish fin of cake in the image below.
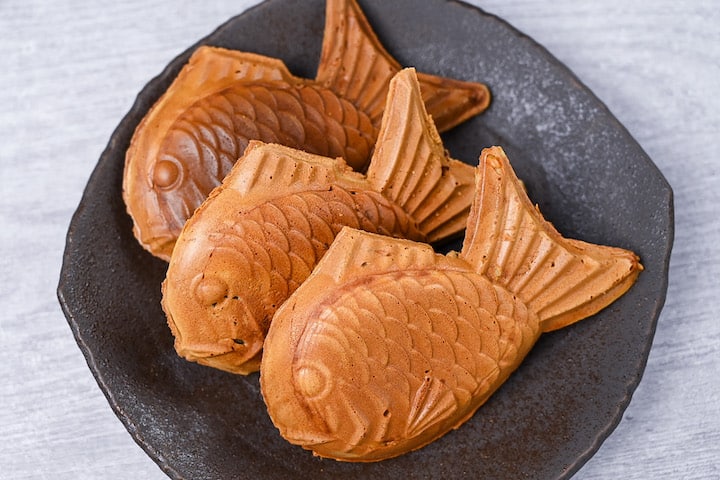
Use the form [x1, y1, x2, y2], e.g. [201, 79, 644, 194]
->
[312, 227, 440, 287]
[405, 376, 460, 440]
[460, 147, 643, 332]
[366, 69, 476, 244]
[316, 0, 490, 131]
[219, 141, 359, 205]
[134, 47, 298, 140]
[174, 46, 298, 98]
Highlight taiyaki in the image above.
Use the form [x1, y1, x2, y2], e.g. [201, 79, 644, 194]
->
[123, 0, 491, 261]
[260, 146, 643, 462]
[162, 68, 477, 375]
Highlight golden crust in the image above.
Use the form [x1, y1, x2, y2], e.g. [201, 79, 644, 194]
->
[161, 70, 477, 375]
[260, 147, 641, 461]
[123, 0, 491, 261]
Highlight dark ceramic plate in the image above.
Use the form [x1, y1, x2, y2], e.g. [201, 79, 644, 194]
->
[58, 0, 673, 478]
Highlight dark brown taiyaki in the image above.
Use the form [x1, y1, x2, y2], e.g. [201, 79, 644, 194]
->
[260, 146, 642, 462]
[162, 68, 477, 374]
[123, 0, 491, 260]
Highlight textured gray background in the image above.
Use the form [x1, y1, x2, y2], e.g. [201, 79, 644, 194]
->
[1, 0, 718, 478]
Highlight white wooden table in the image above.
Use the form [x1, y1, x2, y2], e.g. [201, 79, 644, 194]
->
[2, 1, 718, 478]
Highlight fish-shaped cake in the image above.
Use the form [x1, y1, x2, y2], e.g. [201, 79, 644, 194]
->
[260, 146, 643, 462]
[123, 0, 491, 260]
[162, 68, 477, 375]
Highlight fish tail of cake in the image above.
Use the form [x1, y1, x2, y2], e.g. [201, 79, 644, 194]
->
[316, 0, 490, 130]
[460, 147, 643, 332]
[415, 72, 491, 133]
[365, 68, 476, 244]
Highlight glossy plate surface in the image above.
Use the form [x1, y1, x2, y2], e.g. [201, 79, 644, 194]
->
[58, 0, 673, 478]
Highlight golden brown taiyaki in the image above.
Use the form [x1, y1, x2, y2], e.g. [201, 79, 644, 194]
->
[123, 0, 491, 261]
[162, 68, 477, 375]
[260, 146, 643, 462]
